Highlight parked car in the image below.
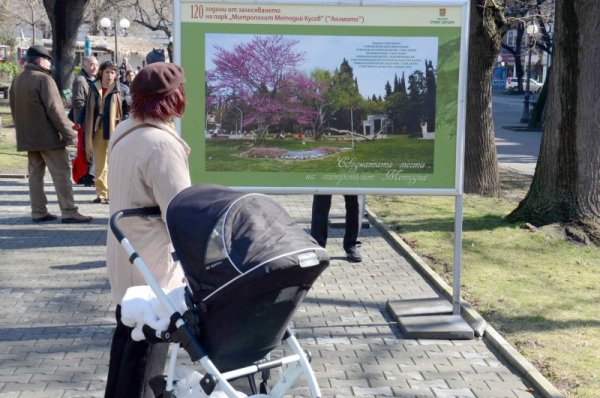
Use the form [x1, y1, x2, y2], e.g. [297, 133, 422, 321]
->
[504, 77, 543, 93]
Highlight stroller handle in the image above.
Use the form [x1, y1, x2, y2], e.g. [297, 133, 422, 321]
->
[108, 206, 211, 364]
[109, 206, 161, 243]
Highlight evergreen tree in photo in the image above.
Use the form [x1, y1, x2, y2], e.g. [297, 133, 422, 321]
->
[329, 58, 363, 132]
[384, 80, 393, 98]
[393, 73, 400, 93]
[407, 70, 426, 135]
[424, 60, 437, 132]
[399, 72, 407, 94]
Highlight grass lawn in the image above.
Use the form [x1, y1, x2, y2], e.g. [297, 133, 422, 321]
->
[0, 99, 27, 175]
[205, 135, 434, 173]
[367, 169, 600, 398]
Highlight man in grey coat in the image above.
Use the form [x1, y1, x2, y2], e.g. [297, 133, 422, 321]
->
[71, 55, 98, 123]
[9, 45, 92, 223]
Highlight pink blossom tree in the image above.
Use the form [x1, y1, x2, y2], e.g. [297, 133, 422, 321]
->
[206, 35, 323, 141]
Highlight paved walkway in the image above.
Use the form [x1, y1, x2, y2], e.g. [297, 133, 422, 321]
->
[492, 91, 542, 177]
[0, 178, 543, 397]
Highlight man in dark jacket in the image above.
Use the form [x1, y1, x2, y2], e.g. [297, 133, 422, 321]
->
[9, 45, 92, 223]
[72, 55, 98, 123]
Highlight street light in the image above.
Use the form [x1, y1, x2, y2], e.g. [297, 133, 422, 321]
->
[234, 106, 243, 134]
[99, 16, 130, 63]
[520, 22, 539, 124]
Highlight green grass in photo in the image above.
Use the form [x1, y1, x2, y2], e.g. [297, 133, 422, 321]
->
[205, 135, 434, 173]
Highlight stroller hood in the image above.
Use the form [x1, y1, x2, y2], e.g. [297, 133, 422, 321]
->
[166, 185, 329, 370]
[166, 185, 323, 301]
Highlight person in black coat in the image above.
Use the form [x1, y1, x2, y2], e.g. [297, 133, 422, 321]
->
[311, 195, 362, 262]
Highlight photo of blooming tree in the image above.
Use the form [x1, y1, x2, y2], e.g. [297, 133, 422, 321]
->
[204, 33, 440, 173]
[207, 35, 319, 142]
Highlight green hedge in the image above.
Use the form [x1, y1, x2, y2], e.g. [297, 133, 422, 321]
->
[0, 62, 20, 84]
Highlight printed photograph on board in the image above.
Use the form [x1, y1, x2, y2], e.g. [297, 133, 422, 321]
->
[203, 33, 439, 175]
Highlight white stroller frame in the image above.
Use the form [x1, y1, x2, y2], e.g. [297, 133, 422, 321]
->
[110, 208, 322, 398]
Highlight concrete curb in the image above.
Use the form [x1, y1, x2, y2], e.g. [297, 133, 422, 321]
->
[366, 207, 565, 398]
[0, 173, 27, 178]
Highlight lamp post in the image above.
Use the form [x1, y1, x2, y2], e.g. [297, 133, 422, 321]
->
[234, 106, 243, 134]
[99, 16, 130, 64]
[520, 22, 539, 124]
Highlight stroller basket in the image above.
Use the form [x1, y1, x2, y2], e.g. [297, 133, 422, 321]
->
[110, 184, 329, 397]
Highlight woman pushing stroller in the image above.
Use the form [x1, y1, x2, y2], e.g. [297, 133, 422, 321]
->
[104, 62, 190, 398]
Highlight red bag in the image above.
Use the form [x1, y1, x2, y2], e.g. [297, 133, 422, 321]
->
[71, 125, 90, 184]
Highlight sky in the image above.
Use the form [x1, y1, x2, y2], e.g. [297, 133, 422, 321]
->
[205, 34, 438, 98]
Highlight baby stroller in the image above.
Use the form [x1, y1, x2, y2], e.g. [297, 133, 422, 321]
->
[110, 184, 330, 397]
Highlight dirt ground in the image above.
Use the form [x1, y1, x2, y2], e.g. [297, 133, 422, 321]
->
[498, 166, 533, 202]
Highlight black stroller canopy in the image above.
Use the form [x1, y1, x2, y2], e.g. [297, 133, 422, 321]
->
[166, 184, 329, 370]
[166, 185, 323, 300]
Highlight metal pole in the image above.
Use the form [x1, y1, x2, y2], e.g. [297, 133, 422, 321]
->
[520, 37, 533, 123]
[453, 194, 464, 315]
[358, 194, 366, 236]
[114, 18, 118, 64]
[235, 106, 243, 134]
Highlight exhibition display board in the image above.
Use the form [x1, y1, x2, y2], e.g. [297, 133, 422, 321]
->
[174, 1, 471, 321]
[174, 0, 469, 195]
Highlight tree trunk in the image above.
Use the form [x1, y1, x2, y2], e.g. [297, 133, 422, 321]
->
[527, 65, 550, 130]
[507, 0, 600, 244]
[463, 0, 503, 195]
[43, 0, 89, 91]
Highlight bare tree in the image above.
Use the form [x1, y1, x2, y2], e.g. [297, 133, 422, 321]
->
[1, 0, 50, 45]
[464, 0, 554, 195]
[43, 0, 89, 90]
[526, 0, 555, 129]
[502, 0, 555, 94]
[0, 1, 16, 45]
[126, 0, 172, 60]
[82, 0, 131, 35]
[463, 0, 505, 195]
[507, 0, 600, 244]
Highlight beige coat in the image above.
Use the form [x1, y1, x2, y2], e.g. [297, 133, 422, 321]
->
[106, 117, 191, 304]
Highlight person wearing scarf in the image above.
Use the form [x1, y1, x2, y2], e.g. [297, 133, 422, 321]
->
[83, 61, 131, 204]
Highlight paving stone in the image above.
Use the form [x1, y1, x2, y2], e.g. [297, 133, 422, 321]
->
[432, 387, 476, 397]
[0, 183, 546, 396]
